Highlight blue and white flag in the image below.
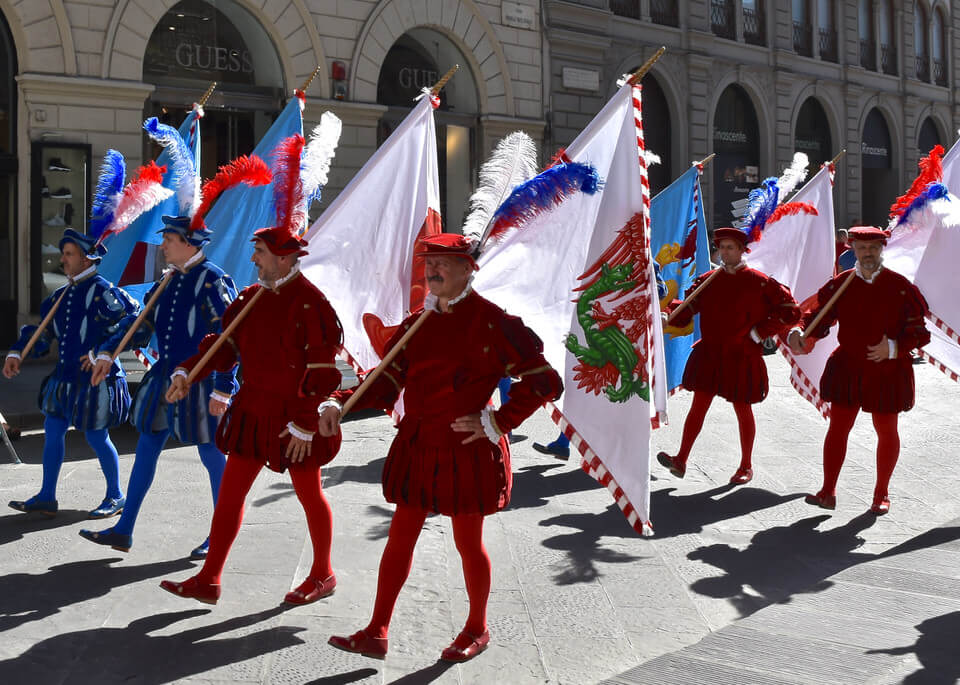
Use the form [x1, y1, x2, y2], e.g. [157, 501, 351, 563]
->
[99, 106, 202, 286]
[650, 165, 710, 391]
[203, 95, 304, 287]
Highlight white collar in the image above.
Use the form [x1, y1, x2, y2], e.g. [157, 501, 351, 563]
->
[856, 260, 883, 284]
[423, 276, 474, 312]
[173, 249, 205, 273]
[259, 263, 300, 291]
[69, 264, 97, 285]
[722, 259, 747, 274]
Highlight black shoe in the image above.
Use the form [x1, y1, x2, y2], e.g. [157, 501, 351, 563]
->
[48, 158, 71, 172]
[50, 187, 72, 199]
[532, 442, 570, 460]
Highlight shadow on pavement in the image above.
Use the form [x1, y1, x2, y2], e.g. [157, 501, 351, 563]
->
[305, 668, 379, 684]
[649, 484, 806, 538]
[686, 513, 878, 618]
[248, 456, 386, 509]
[0, 557, 195, 632]
[509, 463, 599, 510]
[387, 660, 456, 684]
[539, 504, 650, 585]
[364, 504, 395, 541]
[867, 610, 960, 684]
[0, 606, 301, 683]
[4, 425, 141, 466]
[0, 509, 91, 545]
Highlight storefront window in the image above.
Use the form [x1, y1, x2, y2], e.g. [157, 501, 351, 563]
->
[918, 117, 941, 154]
[712, 85, 760, 230]
[794, 98, 832, 171]
[861, 108, 897, 226]
[638, 73, 671, 196]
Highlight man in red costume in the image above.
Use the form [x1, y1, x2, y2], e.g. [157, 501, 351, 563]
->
[788, 226, 929, 515]
[322, 233, 562, 662]
[157, 221, 344, 605]
[658, 227, 800, 484]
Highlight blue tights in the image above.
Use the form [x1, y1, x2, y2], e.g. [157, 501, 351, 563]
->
[38, 416, 123, 502]
[112, 430, 225, 536]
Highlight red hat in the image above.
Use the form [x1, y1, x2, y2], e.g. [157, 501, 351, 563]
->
[252, 226, 309, 257]
[713, 227, 750, 249]
[846, 225, 890, 246]
[415, 233, 479, 270]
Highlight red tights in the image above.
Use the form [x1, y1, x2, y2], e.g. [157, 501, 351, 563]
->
[820, 404, 899, 500]
[676, 391, 755, 470]
[365, 505, 490, 640]
[196, 455, 333, 584]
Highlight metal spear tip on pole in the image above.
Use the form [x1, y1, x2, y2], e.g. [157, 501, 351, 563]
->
[431, 65, 459, 95]
[694, 153, 716, 167]
[299, 65, 322, 94]
[629, 47, 666, 84]
[198, 81, 217, 107]
[829, 149, 847, 166]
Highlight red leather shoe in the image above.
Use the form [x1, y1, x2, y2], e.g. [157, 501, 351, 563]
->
[656, 452, 686, 479]
[870, 496, 891, 515]
[159, 576, 221, 605]
[328, 630, 388, 660]
[804, 492, 837, 510]
[729, 467, 753, 485]
[285, 574, 336, 605]
[440, 630, 490, 662]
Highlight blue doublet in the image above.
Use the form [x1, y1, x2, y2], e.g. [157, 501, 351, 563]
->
[102, 254, 238, 444]
[11, 268, 139, 430]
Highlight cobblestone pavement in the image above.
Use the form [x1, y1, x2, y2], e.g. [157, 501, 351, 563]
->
[1, 355, 958, 683]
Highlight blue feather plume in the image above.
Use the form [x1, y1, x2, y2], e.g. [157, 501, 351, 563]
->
[896, 182, 950, 227]
[485, 162, 602, 243]
[743, 176, 779, 242]
[89, 149, 126, 240]
[143, 116, 198, 216]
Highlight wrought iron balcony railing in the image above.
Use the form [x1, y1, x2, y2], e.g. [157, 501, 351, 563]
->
[609, 0, 640, 20]
[743, 6, 765, 46]
[880, 44, 897, 75]
[650, 0, 678, 26]
[711, 0, 735, 39]
[818, 28, 837, 62]
[915, 54, 930, 82]
[933, 59, 947, 86]
[793, 21, 813, 57]
[860, 40, 876, 70]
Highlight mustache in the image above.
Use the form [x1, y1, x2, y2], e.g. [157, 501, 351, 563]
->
[426, 275, 443, 282]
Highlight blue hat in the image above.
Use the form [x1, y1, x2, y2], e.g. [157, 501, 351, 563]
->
[158, 215, 212, 247]
[59, 228, 107, 261]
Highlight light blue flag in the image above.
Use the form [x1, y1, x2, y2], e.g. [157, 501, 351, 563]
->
[203, 96, 304, 287]
[99, 109, 202, 285]
[650, 166, 711, 391]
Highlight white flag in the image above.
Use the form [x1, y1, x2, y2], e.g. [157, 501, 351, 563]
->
[476, 82, 666, 535]
[302, 94, 441, 371]
[748, 164, 837, 417]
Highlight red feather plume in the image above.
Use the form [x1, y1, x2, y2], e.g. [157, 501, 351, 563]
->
[271, 134, 306, 235]
[132, 160, 166, 187]
[190, 155, 272, 231]
[766, 201, 819, 226]
[889, 144, 944, 220]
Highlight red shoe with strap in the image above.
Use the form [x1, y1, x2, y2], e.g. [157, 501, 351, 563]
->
[656, 452, 686, 479]
[159, 576, 221, 605]
[328, 629, 388, 659]
[440, 629, 490, 662]
[284, 574, 336, 605]
[729, 467, 753, 485]
[870, 496, 891, 515]
[804, 492, 837, 510]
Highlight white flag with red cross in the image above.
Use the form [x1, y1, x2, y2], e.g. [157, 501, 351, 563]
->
[747, 162, 838, 417]
[475, 79, 667, 535]
[301, 92, 441, 372]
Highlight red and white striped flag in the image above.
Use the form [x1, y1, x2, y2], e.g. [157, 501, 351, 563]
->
[747, 163, 837, 417]
[476, 80, 667, 535]
[301, 93, 441, 371]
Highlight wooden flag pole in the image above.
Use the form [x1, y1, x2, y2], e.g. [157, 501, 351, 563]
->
[800, 270, 857, 343]
[108, 270, 175, 362]
[431, 65, 459, 95]
[185, 287, 266, 384]
[17, 287, 70, 360]
[665, 269, 721, 325]
[299, 66, 322, 94]
[694, 153, 716, 167]
[340, 309, 432, 416]
[198, 81, 217, 107]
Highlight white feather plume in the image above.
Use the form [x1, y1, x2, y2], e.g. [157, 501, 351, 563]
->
[462, 131, 538, 245]
[643, 150, 661, 168]
[301, 111, 342, 203]
[109, 183, 175, 236]
[776, 152, 809, 201]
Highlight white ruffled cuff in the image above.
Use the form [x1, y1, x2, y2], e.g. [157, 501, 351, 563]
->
[286, 421, 314, 441]
[6, 351, 22, 361]
[171, 368, 188, 381]
[95, 352, 112, 363]
[749, 327, 761, 344]
[209, 390, 232, 406]
[479, 408, 502, 444]
[318, 399, 342, 414]
[888, 338, 897, 359]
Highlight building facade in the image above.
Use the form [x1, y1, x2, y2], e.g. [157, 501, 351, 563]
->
[0, 0, 545, 345]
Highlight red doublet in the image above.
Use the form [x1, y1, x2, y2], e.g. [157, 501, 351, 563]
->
[180, 272, 344, 471]
[335, 290, 562, 516]
[801, 267, 930, 413]
[671, 265, 800, 403]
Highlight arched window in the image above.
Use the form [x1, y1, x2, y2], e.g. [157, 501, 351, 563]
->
[712, 85, 760, 229]
[859, 0, 876, 69]
[795, 98, 832, 171]
[638, 73, 672, 196]
[861, 109, 898, 226]
[915, 3, 930, 82]
[879, 0, 897, 74]
[933, 8, 947, 85]
[918, 117, 942, 154]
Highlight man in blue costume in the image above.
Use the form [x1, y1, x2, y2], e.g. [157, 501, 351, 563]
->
[79, 215, 238, 558]
[5, 229, 138, 518]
